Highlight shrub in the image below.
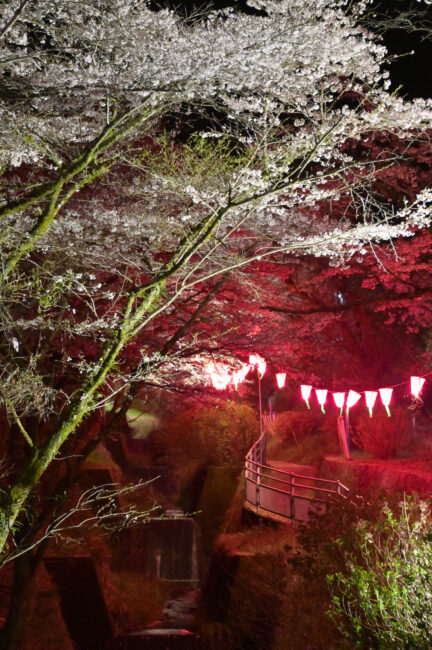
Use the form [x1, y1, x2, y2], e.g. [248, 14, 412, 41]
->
[269, 409, 323, 446]
[326, 497, 432, 649]
[152, 400, 259, 484]
[267, 410, 340, 467]
[351, 406, 413, 459]
[292, 492, 389, 583]
[291, 494, 432, 648]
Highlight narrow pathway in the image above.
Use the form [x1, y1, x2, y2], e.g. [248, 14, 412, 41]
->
[114, 588, 200, 648]
[159, 587, 200, 629]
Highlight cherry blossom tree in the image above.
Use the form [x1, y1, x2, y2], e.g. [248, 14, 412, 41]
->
[249, 132, 432, 387]
[1, 0, 432, 564]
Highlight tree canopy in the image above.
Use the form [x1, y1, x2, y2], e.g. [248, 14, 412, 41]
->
[0, 0, 432, 559]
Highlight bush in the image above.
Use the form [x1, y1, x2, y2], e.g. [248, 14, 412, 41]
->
[291, 493, 432, 648]
[292, 493, 388, 584]
[326, 497, 432, 649]
[152, 400, 259, 485]
[267, 410, 340, 467]
[269, 409, 324, 446]
[351, 406, 413, 459]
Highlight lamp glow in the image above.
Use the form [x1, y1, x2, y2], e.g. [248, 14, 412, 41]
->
[411, 376, 425, 399]
[206, 362, 231, 390]
[379, 387, 393, 417]
[365, 390, 378, 417]
[249, 353, 266, 378]
[276, 373, 286, 389]
[315, 389, 328, 414]
[333, 392, 345, 417]
[300, 384, 312, 409]
[232, 363, 250, 390]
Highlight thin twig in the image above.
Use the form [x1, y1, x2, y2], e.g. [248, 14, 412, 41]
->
[0, 389, 34, 447]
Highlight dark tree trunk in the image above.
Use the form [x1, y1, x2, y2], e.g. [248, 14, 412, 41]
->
[0, 552, 38, 650]
[0, 400, 132, 649]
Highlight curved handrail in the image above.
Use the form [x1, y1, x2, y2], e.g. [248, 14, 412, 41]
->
[245, 433, 349, 521]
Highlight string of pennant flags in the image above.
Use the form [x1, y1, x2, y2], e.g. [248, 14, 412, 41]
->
[299, 380, 425, 417]
[205, 353, 430, 418]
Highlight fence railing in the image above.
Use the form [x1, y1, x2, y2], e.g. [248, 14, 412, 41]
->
[244, 433, 349, 522]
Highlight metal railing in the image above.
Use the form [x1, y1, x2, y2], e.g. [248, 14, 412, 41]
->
[245, 433, 349, 522]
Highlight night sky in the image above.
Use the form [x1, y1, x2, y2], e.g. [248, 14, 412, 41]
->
[377, 0, 432, 99]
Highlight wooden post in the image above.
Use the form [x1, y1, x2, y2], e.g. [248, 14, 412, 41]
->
[290, 474, 295, 519]
[258, 372, 266, 465]
[256, 464, 261, 511]
[337, 416, 351, 460]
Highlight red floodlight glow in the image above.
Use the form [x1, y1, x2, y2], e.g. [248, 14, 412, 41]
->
[315, 389, 328, 414]
[411, 376, 425, 399]
[379, 387, 393, 417]
[333, 392, 345, 416]
[300, 384, 312, 409]
[276, 373, 286, 389]
[365, 390, 378, 417]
